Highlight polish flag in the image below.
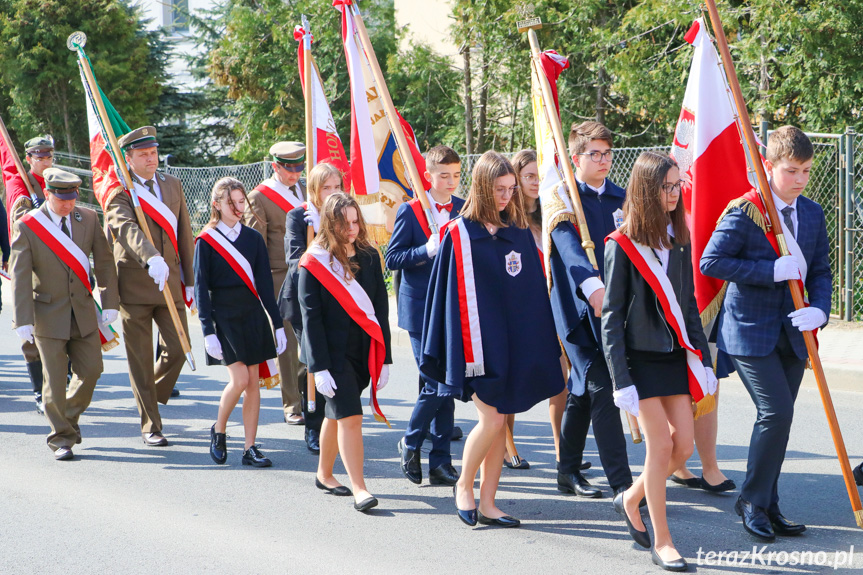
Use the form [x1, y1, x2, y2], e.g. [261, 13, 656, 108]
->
[295, 24, 351, 191]
[671, 18, 754, 323]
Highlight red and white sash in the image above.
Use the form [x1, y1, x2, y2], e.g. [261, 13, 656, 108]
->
[409, 198, 433, 240]
[445, 217, 485, 377]
[198, 227, 280, 389]
[298, 245, 390, 426]
[254, 178, 304, 214]
[608, 230, 711, 408]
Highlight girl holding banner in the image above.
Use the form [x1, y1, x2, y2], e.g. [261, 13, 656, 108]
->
[298, 192, 391, 513]
[602, 152, 716, 572]
[195, 177, 287, 468]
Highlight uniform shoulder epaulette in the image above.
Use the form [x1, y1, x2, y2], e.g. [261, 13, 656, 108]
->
[716, 197, 767, 233]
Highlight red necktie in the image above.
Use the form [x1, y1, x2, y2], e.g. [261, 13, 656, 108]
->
[436, 202, 453, 213]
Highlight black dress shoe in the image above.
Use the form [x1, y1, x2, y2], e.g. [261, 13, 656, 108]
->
[209, 424, 227, 464]
[142, 431, 169, 447]
[768, 510, 807, 535]
[651, 547, 688, 572]
[477, 511, 520, 528]
[669, 474, 701, 488]
[453, 485, 477, 526]
[354, 496, 378, 512]
[612, 490, 651, 549]
[450, 426, 464, 441]
[170, 387, 180, 398]
[612, 485, 647, 508]
[504, 456, 530, 470]
[735, 497, 775, 542]
[305, 428, 321, 454]
[242, 445, 272, 468]
[557, 471, 602, 498]
[429, 463, 459, 486]
[398, 437, 422, 484]
[853, 462, 863, 487]
[315, 478, 352, 496]
[580, 461, 591, 471]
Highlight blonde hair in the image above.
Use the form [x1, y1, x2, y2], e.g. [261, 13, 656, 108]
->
[461, 151, 527, 229]
[306, 162, 344, 210]
[203, 177, 247, 231]
[311, 192, 371, 281]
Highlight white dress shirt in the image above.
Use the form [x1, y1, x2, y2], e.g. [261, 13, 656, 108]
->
[771, 189, 799, 239]
[132, 171, 162, 202]
[216, 220, 242, 242]
[45, 205, 72, 240]
[574, 176, 607, 299]
[653, 224, 676, 273]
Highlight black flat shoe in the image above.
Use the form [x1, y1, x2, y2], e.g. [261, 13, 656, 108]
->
[651, 548, 688, 572]
[477, 511, 520, 528]
[557, 471, 602, 497]
[170, 387, 180, 398]
[354, 496, 378, 512]
[241, 445, 272, 468]
[768, 510, 807, 536]
[398, 437, 422, 485]
[315, 478, 352, 497]
[698, 476, 736, 493]
[305, 428, 320, 455]
[735, 497, 775, 542]
[853, 462, 863, 487]
[669, 474, 700, 488]
[209, 424, 227, 464]
[580, 461, 591, 471]
[612, 490, 650, 548]
[429, 463, 459, 486]
[454, 485, 477, 526]
[504, 456, 530, 470]
[613, 485, 647, 508]
[450, 426, 464, 441]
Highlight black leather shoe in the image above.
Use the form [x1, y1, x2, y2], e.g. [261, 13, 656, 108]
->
[669, 474, 701, 488]
[242, 445, 272, 468]
[477, 511, 520, 528]
[210, 424, 227, 464]
[454, 485, 477, 526]
[305, 428, 321, 454]
[354, 496, 378, 512]
[504, 456, 530, 470]
[557, 471, 602, 498]
[315, 477, 352, 496]
[768, 510, 807, 536]
[143, 431, 169, 447]
[580, 461, 591, 471]
[451, 426, 464, 441]
[853, 462, 863, 487]
[613, 485, 647, 508]
[612, 490, 651, 549]
[398, 437, 422, 484]
[735, 497, 775, 542]
[651, 547, 688, 572]
[170, 387, 180, 398]
[429, 463, 460, 485]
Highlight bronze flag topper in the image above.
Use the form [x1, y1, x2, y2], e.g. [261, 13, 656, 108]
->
[516, 3, 542, 33]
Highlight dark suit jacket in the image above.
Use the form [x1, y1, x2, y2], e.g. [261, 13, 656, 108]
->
[298, 245, 392, 374]
[700, 195, 832, 359]
[278, 206, 310, 325]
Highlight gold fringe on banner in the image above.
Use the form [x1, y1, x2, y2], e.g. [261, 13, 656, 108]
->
[101, 338, 120, 352]
[352, 192, 381, 205]
[259, 373, 281, 390]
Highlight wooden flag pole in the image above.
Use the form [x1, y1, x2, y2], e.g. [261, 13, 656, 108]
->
[301, 16, 318, 413]
[703, 0, 862, 528]
[68, 32, 196, 371]
[0, 115, 38, 201]
[347, 1, 438, 234]
[504, 425, 522, 468]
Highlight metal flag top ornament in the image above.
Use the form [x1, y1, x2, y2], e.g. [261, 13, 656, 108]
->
[68, 31, 196, 371]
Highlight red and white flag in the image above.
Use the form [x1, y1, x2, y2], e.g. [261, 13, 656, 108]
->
[671, 18, 754, 323]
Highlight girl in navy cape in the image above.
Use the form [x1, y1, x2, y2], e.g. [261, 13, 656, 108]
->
[421, 151, 562, 528]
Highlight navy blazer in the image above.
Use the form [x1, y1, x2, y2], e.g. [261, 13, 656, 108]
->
[278, 206, 308, 325]
[548, 179, 625, 393]
[384, 195, 464, 333]
[700, 195, 832, 359]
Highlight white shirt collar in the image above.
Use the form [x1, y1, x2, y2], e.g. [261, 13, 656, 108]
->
[770, 187, 798, 211]
[575, 175, 606, 195]
[45, 205, 71, 238]
[216, 219, 243, 241]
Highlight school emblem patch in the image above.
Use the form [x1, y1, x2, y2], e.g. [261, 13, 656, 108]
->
[505, 251, 522, 277]
[74, 211, 82, 222]
[613, 208, 624, 229]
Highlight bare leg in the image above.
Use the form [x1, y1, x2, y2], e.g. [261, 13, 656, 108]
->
[337, 414, 372, 504]
[241, 364, 260, 449]
[502, 413, 516, 463]
[216, 362, 250, 434]
[693, 390, 730, 485]
[549, 387, 567, 462]
[479, 425, 508, 518]
[456, 394, 505, 511]
[317, 417, 345, 489]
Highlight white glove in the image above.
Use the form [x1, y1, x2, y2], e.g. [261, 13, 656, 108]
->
[275, 327, 287, 355]
[314, 369, 337, 398]
[185, 286, 196, 312]
[376, 364, 390, 391]
[773, 255, 801, 282]
[146, 255, 170, 291]
[15, 325, 34, 344]
[205, 334, 223, 360]
[788, 307, 827, 332]
[425, 233, 441, 258]
[304, 209, 321, 234]
[704, 366, 719, 395]
[101, 309, 119, 325]
[613, 385, 640, 417]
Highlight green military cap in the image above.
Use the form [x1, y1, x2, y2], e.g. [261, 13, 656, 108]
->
[43, 167, 81, 200]
[269, 141, 305, 165]
[118, 126, 159, 151]
[24, 135, 54, 158]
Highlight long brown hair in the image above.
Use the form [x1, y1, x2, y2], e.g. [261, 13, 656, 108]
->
[311, 192, 371, 281]
[461, 151, 527, 229]
[203, 177, 248, 231]
[512, 149, 540, 230]
[621, 151, 689, 249]
[306, 162, 344, 210]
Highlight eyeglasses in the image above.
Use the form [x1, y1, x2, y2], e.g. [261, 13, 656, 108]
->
[521, 174, 539, 183]
[494, 185, 519, 196]
[661, 180, 684, 195]
[578, 150, 614, 163]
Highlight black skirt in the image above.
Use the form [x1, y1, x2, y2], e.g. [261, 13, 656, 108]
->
[324, 321, 369, 420]
[626, 348, 689, 400]
[207, 286, 277, 367]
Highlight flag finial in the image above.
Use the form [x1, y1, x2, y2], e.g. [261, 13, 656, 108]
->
[66, 31, 86, 51]
[516, 4, 541, 33]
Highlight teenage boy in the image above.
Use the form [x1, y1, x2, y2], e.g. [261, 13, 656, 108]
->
[701, 126, 831, 542]
[386, 145, 464, 486]
[550, 121, 633, 498]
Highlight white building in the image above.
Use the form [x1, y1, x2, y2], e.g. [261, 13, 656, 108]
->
[135, 0, 209, 89]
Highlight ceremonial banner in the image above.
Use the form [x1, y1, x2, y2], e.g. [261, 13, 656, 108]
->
[670, 19, 753, 324]
[336, 0, 429, 240]
[0, 125, 32, 236]
[294, 24, 351, 190]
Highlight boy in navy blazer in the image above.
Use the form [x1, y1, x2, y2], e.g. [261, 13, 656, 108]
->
[386, 146, 464, 486]
[701, 126, 832, 542]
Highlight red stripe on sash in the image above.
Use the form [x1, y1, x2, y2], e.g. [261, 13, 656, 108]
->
[255, 184, 300, 214]
[449, 222, 475, 364]
[409, 199, 432, 240]
[128, 189, 179, 255]
[198, 232, 259, 299]
[20, 213, 91, 294]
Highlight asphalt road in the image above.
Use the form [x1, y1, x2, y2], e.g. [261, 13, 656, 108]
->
[1, 302, 861, 574]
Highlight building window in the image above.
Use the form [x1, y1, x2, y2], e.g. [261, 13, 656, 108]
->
[166, 0, 189, 35]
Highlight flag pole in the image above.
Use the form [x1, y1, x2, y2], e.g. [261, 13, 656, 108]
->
[67, 32, 196, 372]
[702, 0, 862, 528]
[519, 18, 597, 270]
[0, 115, 38, 202]
[346, 1, 438, 234]
[301, 16, 318, 413]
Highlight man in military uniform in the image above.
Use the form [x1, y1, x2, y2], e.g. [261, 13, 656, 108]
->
[8, 136, 55, 414]
[10, 168, 119, 460]
[104, 126, 195, 447]
[245, 142, 306, 430]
